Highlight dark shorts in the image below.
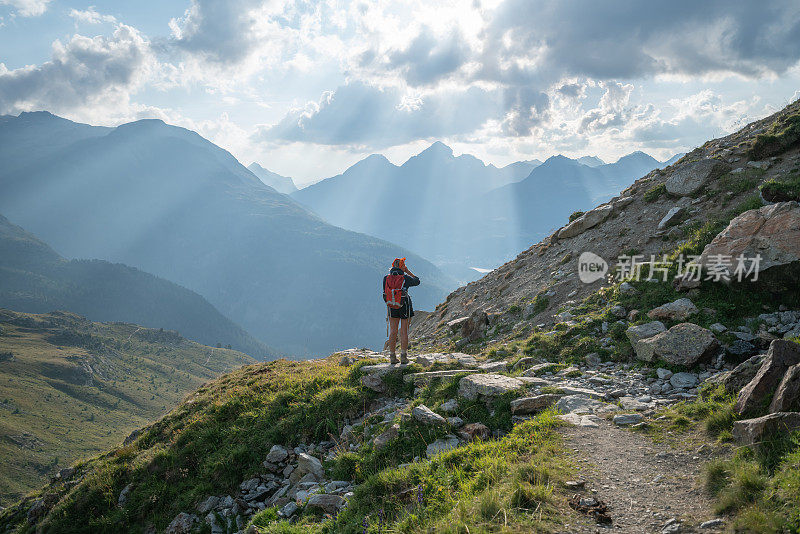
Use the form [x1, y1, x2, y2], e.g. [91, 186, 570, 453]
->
[388, 299, 414, 319]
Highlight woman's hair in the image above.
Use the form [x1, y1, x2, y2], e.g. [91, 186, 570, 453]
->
[392, 257, 406, 270]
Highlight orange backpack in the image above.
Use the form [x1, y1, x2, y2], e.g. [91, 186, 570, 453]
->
[384, 274, 405, 309]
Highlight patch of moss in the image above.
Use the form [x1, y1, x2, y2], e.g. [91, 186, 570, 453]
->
[644, 183, 667, 202]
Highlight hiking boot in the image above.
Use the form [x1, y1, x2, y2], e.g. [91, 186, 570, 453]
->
[400, 352, 409, 365]
[389, 353, 398, 365]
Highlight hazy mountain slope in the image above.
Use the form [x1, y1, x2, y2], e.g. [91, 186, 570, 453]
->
[0, 214, 274, 359]
[577, 155, 605, 167]
[0, 309, 254, 506]
[0, 114, 453, 355]
[247, 162, 298, 194]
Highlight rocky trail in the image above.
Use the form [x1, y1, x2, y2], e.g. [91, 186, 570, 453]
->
[560, 422, 717, 534]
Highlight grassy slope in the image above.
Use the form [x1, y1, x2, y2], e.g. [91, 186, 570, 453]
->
[0, 309, 254, 506]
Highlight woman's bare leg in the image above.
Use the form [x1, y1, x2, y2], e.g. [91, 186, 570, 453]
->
[388, 317, 400, 363]
[399, 318, 409, 362]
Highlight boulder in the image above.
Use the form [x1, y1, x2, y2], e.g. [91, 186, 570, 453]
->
[426, 435, 460, 458]
[510, 394, 562, 415]
[658, 207, 684, 230]
[461, 310, 489, 342]
[558, 204, 613, 239]
[642, 323, 718, 366]
[361, 374, 387, 393]
[458, 374, 524, 400]
[306, 494, 345, 513]
[522, 362, 562, 376]
[196, 496, 220, 514]
[647, 299, 698, 321]
[584, 352, 602, 367]
[447, 317, 469, 333]
[439, 399, 459, 413]
[736, 340, 800, 414]
[513, 357, 539, 370]
[625, 322, 667, 362]
[769, 363, 800, 413]
[373, 424, 399, 450]
[458, 422, 490, 441]
[698, 201, 800, 291]
[165, 513, 199, 534]
[479, 361, 508, 372]
[732, 412, 800, 446]
[665, 159, 724, 196]
[412, 405, 447, 426]
[118, 483, 133, 507]
[707, 354, 765, 393]
[265, 445, 288, 464]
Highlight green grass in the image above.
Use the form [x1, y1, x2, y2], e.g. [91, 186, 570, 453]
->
[326, 410, 571, 533]
[717, 168, 765, 194]
[0, 309, 254, 507]
[760, 172, 800, 202]
[749, 111, 800, 160]
[644, 183, 667, 202]
[526, 294, 549, 318]
[568, 211, 584, 222]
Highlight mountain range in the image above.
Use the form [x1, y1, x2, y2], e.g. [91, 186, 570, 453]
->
[292, 144, 675, 282]
[0, 213, 273, 358]
[0, 112, 453, 355]
[246, 162, 298, 194]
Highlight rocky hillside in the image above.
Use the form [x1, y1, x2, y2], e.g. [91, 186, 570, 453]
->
[0, 309, 254, 507]
[412, 98, 800, 350]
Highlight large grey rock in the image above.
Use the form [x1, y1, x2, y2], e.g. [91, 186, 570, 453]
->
[265, 444, 288, 464]
[613, 413, 644, 426]
[626, 321, 667, 362]
[479, 361, 508, 372]
[510, 394, 562, 415]
[555, 395, 605, 414]
[558, 204, 613, 238]
[698, 201, 800, 291]
[447, 317, 469, 333]
[732, 412, 800, 446]
[439, 399, 459, 413]
[412, 405, 447, 426]
[642, 323, 718, 366]
[461, 310, 489, 342]
[647, 299, 698, 321]
[165, 513, 199, 534]
[306, 494, 345, 513]
[404, 369, 479, 384]
[665, 159, 723, 196]
[458, 374, 524, 400]
[707, 354, 765, 393]
[196, 496, 220, 514]
[361, 374, 387, 393]
[769, 363, 800, 413]
[522, 362, 562, 376]
[737, 340, 800, 414]
[426, 435, 460, 457]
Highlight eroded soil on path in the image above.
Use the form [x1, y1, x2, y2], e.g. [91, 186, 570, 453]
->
[557, 422, 723, 534]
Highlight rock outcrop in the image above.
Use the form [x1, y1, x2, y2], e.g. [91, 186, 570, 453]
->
[664, 159, 725, 196]
[732, 412, 800, 445]
[640, 323, 718, 366]
[626, 322, 666, 362]
[768, 363, 800, 413]
[736, 340, 800, 415]
[458, 374, 524, 400]
[558, 204, 613, 238]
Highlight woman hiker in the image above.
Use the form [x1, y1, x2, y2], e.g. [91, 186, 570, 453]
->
[382, 257, 420, 364]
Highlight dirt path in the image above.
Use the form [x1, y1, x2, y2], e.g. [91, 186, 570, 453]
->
[557, 422, 720, 533]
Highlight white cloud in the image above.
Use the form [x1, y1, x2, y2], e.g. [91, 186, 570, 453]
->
[0, 0, 51, 17]
[69, 7, 117, 25]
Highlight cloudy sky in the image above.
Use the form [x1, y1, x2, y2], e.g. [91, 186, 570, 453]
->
[2, 0, 800, 186]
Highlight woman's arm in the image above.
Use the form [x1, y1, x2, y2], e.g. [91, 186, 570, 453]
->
[403, 266, 420, 286]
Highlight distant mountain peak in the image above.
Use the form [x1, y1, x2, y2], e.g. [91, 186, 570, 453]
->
[419, 141, 454, 158]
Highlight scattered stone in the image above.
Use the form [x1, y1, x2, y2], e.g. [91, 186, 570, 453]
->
[733, 412, 800, 445]
[439, 399, 459, 413]
[118, 483, 133, 507]
[709, 323, 727, 333]
[513, 357, 539, 370]
[361, 374, 386, 393]
[643, 323, 718, 366]
[165, 513, 199, 534]
[708, 354, 765, 393]
[426, 435, 460, 458]
[727, 340, 756, 357]
[658, 207, 684, 230]
[280, 501, 298, 518]
[458, 374, 524, 400]
[306, 494, 345, 514]
[665, 159, 724, 196]
[265, 445, 288, 464]
[609, 305, 627, 318]
[458, 422, 490, 441]
[196, 496, 220, 514]
[296, 453, 325, 481]
[373, 424, 399, 450]
[478, 361, 508, 372]
[584, 353, 602, 367]
[412, 405, 447, 426]
[555, 395, 605, 414]
[447, 416, 464, 427]
[619, 282, 638, 296]
[613, 413, 644, 426]
[700, 518, 725, 529]
[568, 493, 612, 524]
[647, 298, 698, 321]
[737, 340, 800, 414]
[626, 321, 667, 362]
[656, 368, 673, 380]
[510, 394, 562, 415]
[461, 310, 489, 342]
[670, 372, 699, 389]
[522, 362, 561, 376]
[559, 413, 602, 427]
